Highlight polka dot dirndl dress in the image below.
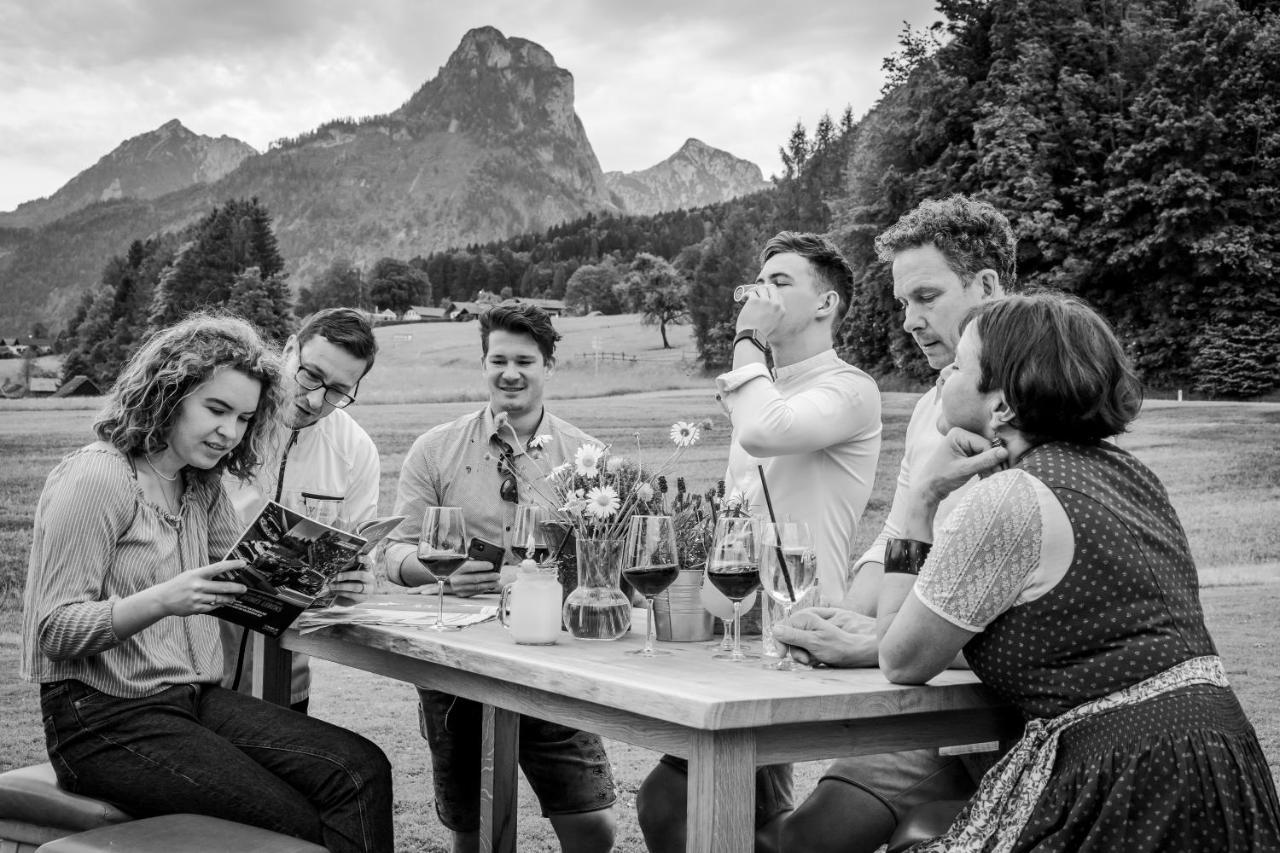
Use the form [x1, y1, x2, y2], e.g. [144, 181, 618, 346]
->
[960, 442, 1280, 852]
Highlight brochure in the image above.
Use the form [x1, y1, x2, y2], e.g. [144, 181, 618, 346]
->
[211, 500, 404, 637]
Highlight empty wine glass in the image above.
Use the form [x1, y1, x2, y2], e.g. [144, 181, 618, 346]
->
[418, 507, 468, 631]
[511, 504, 550, 563]
[623, 515, 679, 657]
[706, 516, 761, 662]
[759, 521, 817, 670]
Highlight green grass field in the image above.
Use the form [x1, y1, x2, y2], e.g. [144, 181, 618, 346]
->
[1, 373, 1278, 851]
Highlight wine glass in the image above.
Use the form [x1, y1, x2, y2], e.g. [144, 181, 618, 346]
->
[706, 516, 761, 662]
[700, 576, 757, 652]
[418, 506, 468, 631]
[759, 521, 818, 670]
[622, 515, 679, 657]
[511, 504, 550, 563]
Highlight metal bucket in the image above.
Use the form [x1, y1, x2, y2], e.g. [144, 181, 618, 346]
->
[653, 568, 714, 642]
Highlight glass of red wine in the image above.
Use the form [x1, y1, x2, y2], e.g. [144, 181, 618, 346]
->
[418, 506, 468, 632]
[706, 516, 762, 662]
[622, 514, 680, 657]
[511, 504, 550, 563]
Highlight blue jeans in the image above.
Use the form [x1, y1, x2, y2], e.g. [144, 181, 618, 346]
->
[41, 680, 393, 853]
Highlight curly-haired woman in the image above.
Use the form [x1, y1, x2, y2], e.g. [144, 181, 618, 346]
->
[20, 313, 393, 853]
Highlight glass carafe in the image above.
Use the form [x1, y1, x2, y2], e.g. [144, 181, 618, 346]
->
[561, 537, 632, 640]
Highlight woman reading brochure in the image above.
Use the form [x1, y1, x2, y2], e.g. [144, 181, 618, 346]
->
[20, 313, 393, 853]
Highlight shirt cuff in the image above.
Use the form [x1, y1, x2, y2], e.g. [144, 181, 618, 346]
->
[715, 363, 771, 397]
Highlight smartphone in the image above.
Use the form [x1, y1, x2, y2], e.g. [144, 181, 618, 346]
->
[467, 537, 505, 570]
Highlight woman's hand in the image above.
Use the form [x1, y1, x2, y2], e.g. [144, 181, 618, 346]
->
[155, 561, 249, 617]
[919, 428, 1010, 505]
[326, 565, 378, 604]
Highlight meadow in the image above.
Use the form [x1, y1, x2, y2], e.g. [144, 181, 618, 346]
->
[1, 325, 1278, 850]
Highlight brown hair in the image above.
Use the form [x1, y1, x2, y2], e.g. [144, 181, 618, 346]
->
[480, 303, 562, 362]
[964, 292, 1142, 443]
[94, 312, 282, 480]
[875, 195, 1018, 291]
[760, 231, 854, 335]
[295, 307, 378, 378]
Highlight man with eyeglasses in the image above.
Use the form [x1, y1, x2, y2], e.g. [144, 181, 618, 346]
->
[221, 307, 382, 714]
[381, 302, 617, 853]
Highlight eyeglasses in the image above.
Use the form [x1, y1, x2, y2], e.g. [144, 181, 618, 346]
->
[495, 440, 519, 504]
[295, 366, 357, 409]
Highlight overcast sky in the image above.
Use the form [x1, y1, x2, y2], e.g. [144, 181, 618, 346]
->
[0, 0, 944, 213]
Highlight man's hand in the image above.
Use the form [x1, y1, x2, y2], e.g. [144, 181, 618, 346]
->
[735, 283, 785, 341]
[446, 560, 501, 597]
[771, 607, 878, 668]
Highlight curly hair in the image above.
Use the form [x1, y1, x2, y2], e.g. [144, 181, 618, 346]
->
[760, 231, 855, 335]
[94, 313, 283, 480]
[964, 292, 1142, 444]
[875, 195, 1018, 291]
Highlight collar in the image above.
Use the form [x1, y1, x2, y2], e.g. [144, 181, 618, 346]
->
[773, 348, 840, 382]
[483, 406, 548, 456]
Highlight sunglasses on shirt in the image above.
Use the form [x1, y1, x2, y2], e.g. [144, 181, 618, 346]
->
[495, 440, 519, 504]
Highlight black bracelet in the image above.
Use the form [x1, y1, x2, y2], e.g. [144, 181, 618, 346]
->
[884, 538, 932, 575]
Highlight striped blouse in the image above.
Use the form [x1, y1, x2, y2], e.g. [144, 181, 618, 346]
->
[20, 442, 243, 698]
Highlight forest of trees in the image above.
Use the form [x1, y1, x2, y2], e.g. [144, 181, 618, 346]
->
[60, 198, 293, 387]
[59, 0, 1279, 397]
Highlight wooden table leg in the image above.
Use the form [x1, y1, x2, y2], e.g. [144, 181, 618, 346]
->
[251, 633, 293, 707]
[480, 704, 519, 853]
[687, 729, 755, 853]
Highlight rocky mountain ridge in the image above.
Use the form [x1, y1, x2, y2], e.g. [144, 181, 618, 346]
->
[0, 120, 257, 229]
[606, 138, 771, 216]
[0, 26, 771, 331]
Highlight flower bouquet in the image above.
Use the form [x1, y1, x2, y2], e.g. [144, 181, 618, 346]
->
[499, 419, 705, 639]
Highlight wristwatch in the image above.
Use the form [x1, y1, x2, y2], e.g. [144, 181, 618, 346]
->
[733, 328, 768, 354]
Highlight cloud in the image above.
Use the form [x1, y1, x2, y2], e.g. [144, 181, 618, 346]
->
[0, 0, 943, 210]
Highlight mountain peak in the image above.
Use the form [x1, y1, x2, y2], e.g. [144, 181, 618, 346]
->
[605, 140, 770, 216]
[453, 26, 556, 70]
[0, 122, 257, 228]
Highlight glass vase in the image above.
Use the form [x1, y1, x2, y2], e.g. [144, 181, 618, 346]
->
[561, 537, 632, 640]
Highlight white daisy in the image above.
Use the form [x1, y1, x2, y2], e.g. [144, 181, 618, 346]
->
[606, 456, 625, 474]
[636, 482, 655, 503]
[669, 421, 701, 447]
[528, 434, 552, 450]
[574, 443, 604, 477]
[584, 486, 620, 519]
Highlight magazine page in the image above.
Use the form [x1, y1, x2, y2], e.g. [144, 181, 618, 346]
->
[212, 500, 367, 637]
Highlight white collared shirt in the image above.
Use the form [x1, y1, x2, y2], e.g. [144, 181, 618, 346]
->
[717, 349, 882, 603]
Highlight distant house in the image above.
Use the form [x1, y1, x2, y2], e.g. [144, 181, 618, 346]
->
[449, 301, 488, 322]
[373, 308, 397, 322]
[406, 305, 450, 322]
[27, 338, 55, 355]
[28, 377, 59, 396]
[515, 297, 566, 317]
[52, 375, 103, 398]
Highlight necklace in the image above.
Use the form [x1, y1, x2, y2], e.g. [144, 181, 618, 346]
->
[144, 453, 181, 482]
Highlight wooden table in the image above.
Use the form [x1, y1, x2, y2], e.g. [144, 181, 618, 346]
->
[271, 599, 1020, 853]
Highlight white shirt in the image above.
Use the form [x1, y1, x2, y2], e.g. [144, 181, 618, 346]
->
[220, 408, 381, 703]
[716, 349, 882, 603]
[854, 386, 971, 575]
